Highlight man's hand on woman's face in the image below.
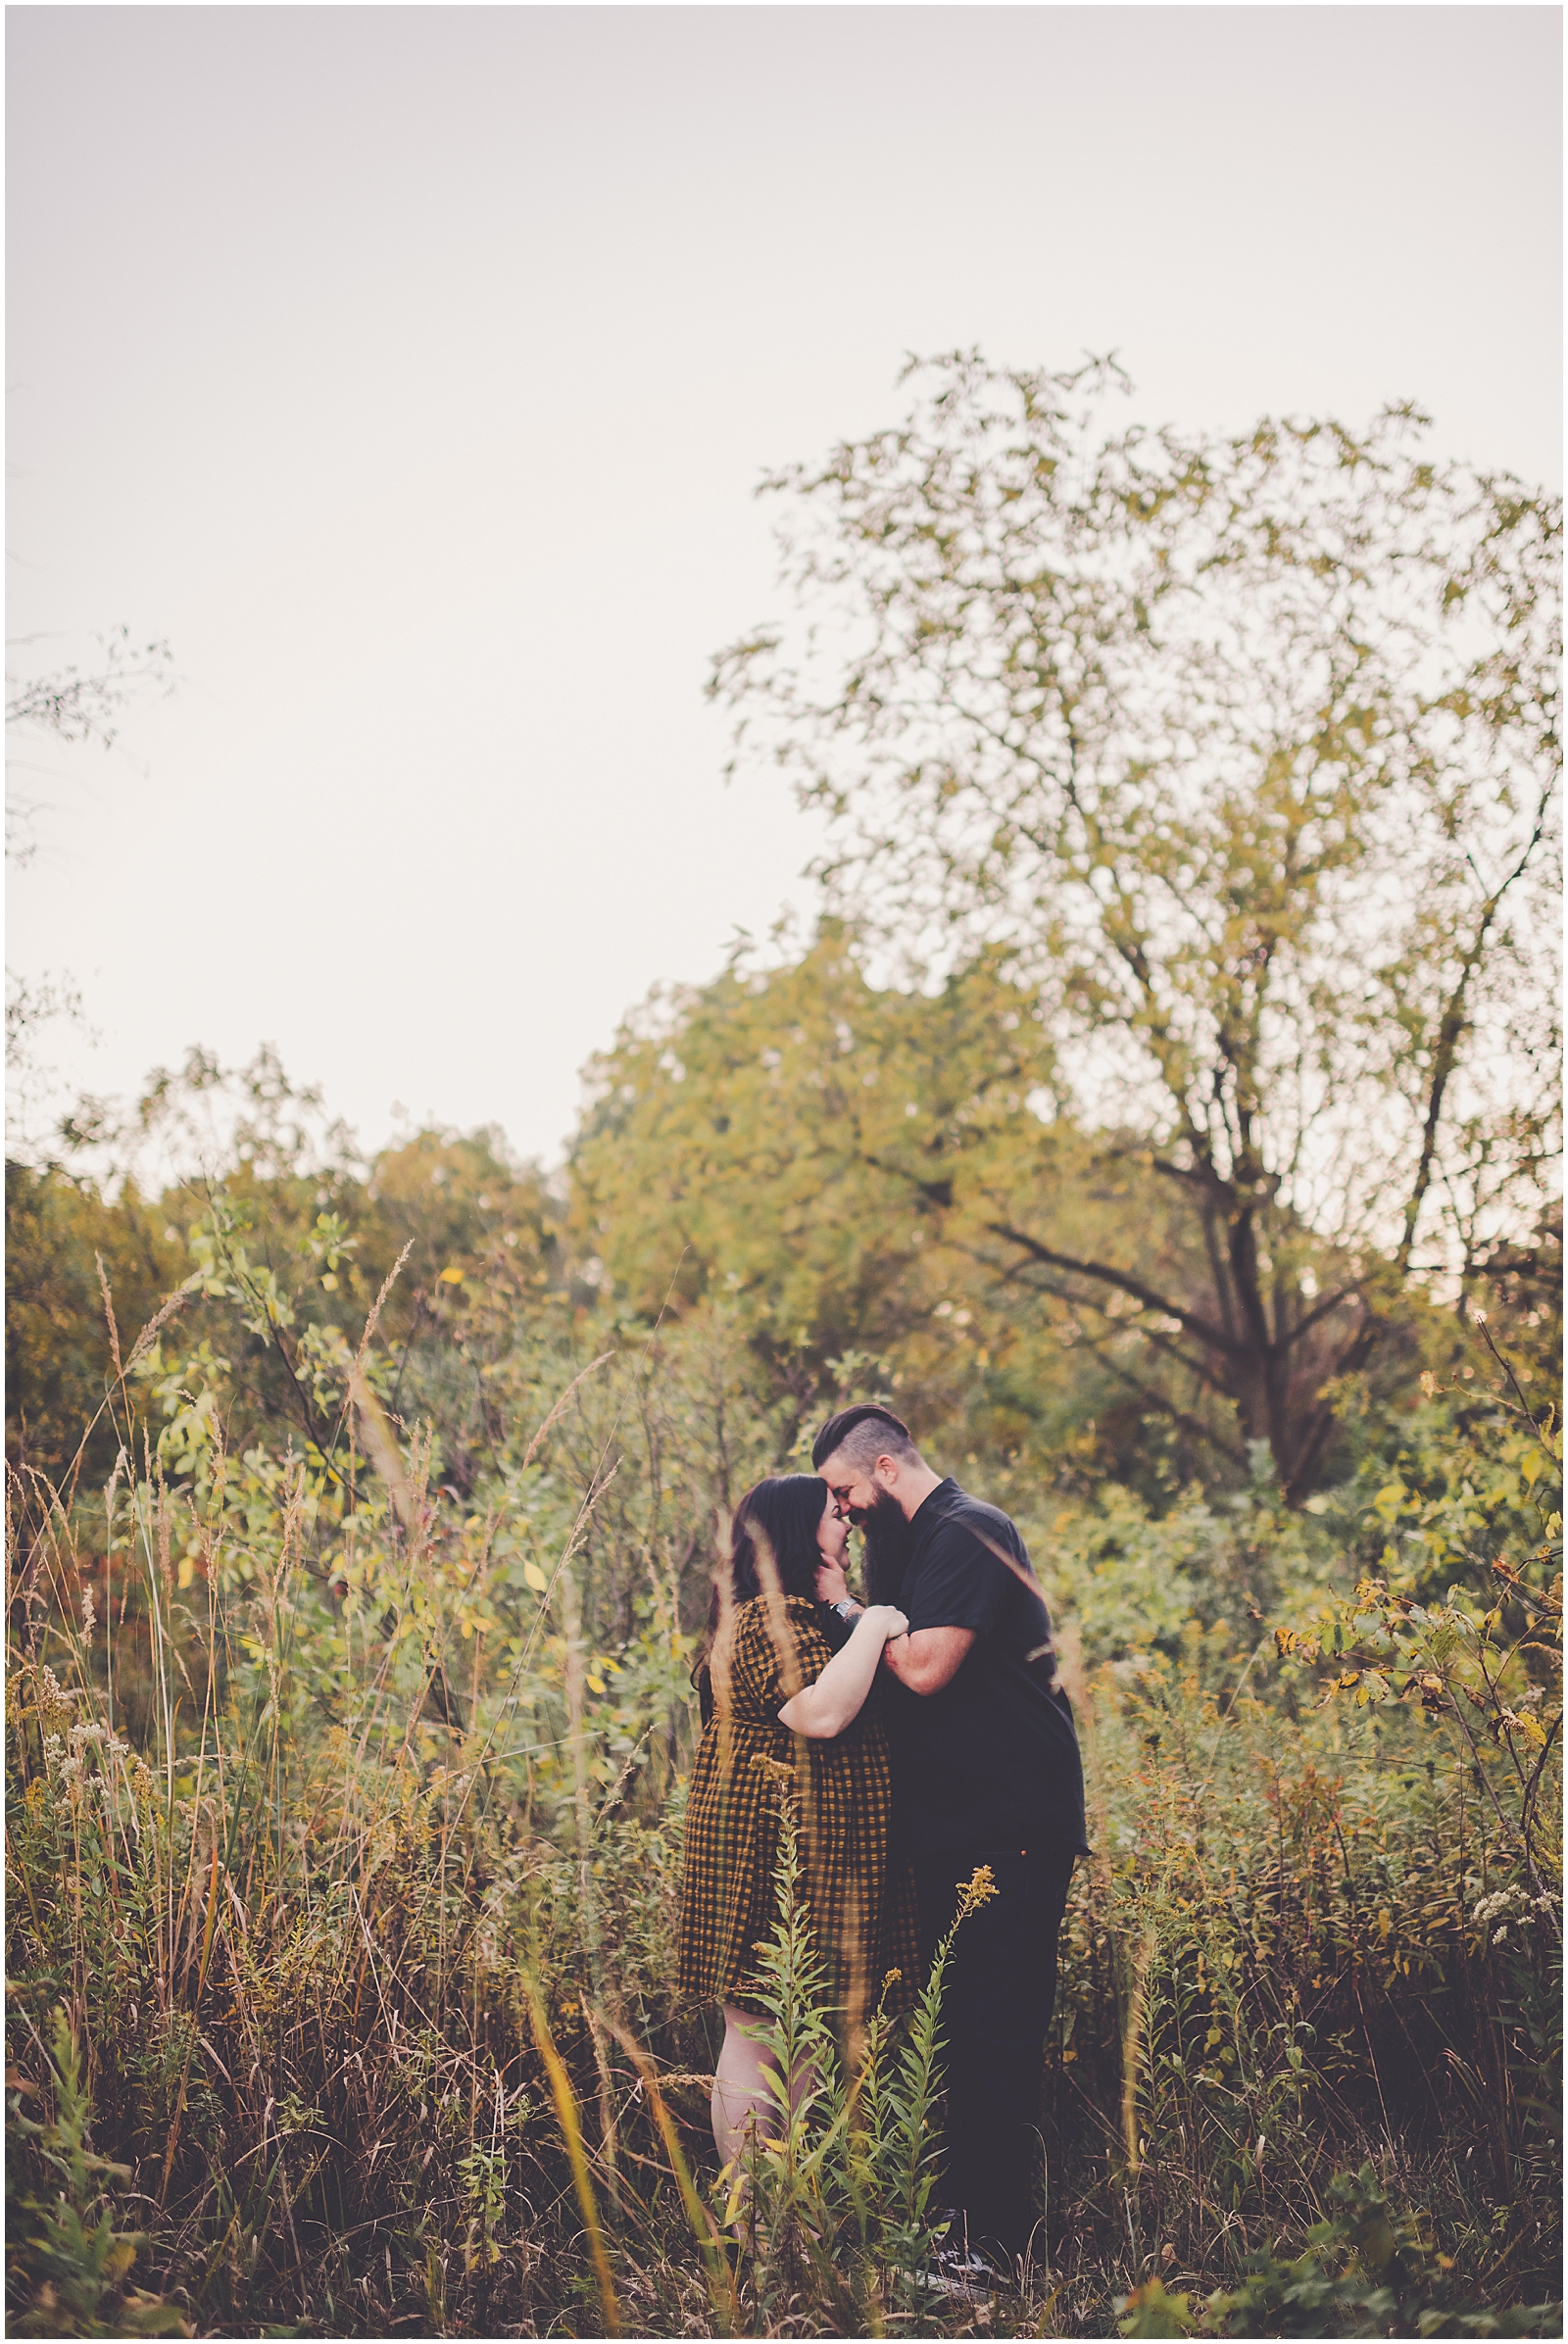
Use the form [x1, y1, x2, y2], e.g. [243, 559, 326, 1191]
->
[813, 1560, 852, 1606]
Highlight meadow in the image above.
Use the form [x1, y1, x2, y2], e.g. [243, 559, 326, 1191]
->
[7, 359, 1561, 2335]
[5, 1114, 1560, 2339]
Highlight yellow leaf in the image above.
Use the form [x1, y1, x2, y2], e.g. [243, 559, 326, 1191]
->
[438, 1265, 465, 1285]
[523, 1560, 549, 1594]
[1521, 1449, 1544, 1488]
[586, 1674, 605, 1695]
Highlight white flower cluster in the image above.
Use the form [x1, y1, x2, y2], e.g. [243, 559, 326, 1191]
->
[1472, 1881, 1559, 1945]
[39, 1717, 143, 1811]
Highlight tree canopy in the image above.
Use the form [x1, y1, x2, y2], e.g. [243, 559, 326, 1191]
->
[712, 354, 1561, 1492]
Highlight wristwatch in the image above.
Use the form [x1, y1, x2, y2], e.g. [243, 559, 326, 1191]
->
[831, 1598, 862, 1622]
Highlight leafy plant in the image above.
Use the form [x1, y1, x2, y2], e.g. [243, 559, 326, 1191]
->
[1118, 2164, 1562, 2336]
[6, 2009, 187, 2336]
[712, 357, 1560, 1494]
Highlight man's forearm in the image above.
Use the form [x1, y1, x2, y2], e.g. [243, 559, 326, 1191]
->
[881, 1624, 976, 1694]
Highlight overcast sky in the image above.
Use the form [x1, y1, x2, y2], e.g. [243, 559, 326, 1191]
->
[7, 3, 1561, 1174]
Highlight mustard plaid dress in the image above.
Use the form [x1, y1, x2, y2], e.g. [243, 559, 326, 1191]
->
[677, 1594, 917, 2021]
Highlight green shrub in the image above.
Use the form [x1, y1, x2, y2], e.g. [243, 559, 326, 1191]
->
[1118, 2165, 1561, 2336]
[6, 2010, 187, 2336]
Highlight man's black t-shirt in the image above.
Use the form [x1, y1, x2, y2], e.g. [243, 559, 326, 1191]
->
[883, 1479, 1088, 1857]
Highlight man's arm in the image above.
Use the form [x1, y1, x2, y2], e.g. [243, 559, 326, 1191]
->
[881, 1625, 975, 1694]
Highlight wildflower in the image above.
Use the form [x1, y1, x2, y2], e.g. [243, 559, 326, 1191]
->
[956, 1865, 998, 1920]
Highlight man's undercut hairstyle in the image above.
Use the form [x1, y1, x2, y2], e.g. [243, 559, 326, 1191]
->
[811, 1403, 923, 1476]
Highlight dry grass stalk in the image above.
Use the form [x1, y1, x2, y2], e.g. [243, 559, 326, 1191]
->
[525, 1980, 622, 2335]
[521, 1349, 614, 1469]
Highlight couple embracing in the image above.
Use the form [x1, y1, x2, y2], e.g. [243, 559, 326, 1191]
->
[676, 1402, 1088, 2287]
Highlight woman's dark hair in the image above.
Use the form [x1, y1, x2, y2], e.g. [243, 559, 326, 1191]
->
[692, 1474, 829, 1720]
[727, 1475, 828, 1607]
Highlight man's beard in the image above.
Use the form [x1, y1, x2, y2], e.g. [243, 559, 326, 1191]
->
[856, 1487, 914, 1606]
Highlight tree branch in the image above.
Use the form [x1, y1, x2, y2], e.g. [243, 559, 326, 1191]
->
[1397, 783, 1556, 1278]
[1072, 1329, 1250, 1469]
[981, 1219, 1243, 1355]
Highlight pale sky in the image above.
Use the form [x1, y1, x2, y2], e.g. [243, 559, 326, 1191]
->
[7, 4, 1561, 1174]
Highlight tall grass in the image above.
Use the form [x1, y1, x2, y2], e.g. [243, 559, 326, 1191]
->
[5, 1278, 1560, 2336]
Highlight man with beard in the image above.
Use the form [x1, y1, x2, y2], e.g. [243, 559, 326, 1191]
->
[811, 1403, 1087, 2291]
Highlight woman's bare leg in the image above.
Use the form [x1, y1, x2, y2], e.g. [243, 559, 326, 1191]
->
[711, 2004, 779, 2171]
[711, 2002, 822, 2246]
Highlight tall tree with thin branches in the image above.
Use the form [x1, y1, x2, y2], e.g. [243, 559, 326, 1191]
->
[712, 356, 1561, 1494]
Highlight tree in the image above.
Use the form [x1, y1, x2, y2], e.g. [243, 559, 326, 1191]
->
[571, 926, 1174, 1486]
[6, 1046, 570, 1497]
[4, 1159, 183, 1485]
[573, 928, 1049, 1350]
[5, 625, 173, 868]
[6, 626, 174, 1154]
[712, 355, 1561, 1495]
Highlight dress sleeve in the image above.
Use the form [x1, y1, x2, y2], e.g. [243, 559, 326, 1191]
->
[731, 1604, 790, 1719]
[731, 1603, 834, 1719]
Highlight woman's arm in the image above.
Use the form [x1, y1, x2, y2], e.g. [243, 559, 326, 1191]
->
[778, 1606, 908, 1739]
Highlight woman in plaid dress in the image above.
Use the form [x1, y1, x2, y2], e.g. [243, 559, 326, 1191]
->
[678, 1474, 918, 2176]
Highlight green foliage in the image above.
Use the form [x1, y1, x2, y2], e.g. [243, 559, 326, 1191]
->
[713, 1770, 994, 2326]
[573, 921, 1268, 1496]
[6, 1264, 1560, 2334]
[3, 990, 1561, 2340]
[5, 1158, 183, 1483]
[7, 348, 1563, 2333]
[713, 355, 1561, 1492]
[573, 924, 1055, 1351]
[6, 2010, 187, 2336]
[1037, 1456, 1346, 1666]
[1119, 2165, 1561, 2336]
[1275, 1341, 1562, 1907]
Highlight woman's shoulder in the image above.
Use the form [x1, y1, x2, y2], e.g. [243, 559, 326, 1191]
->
[733, 1593, 821, 1659]
[734, 1591, 817, 1625]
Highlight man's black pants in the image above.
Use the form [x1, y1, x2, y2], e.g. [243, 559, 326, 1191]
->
[910, 1843, 1076, 2266]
